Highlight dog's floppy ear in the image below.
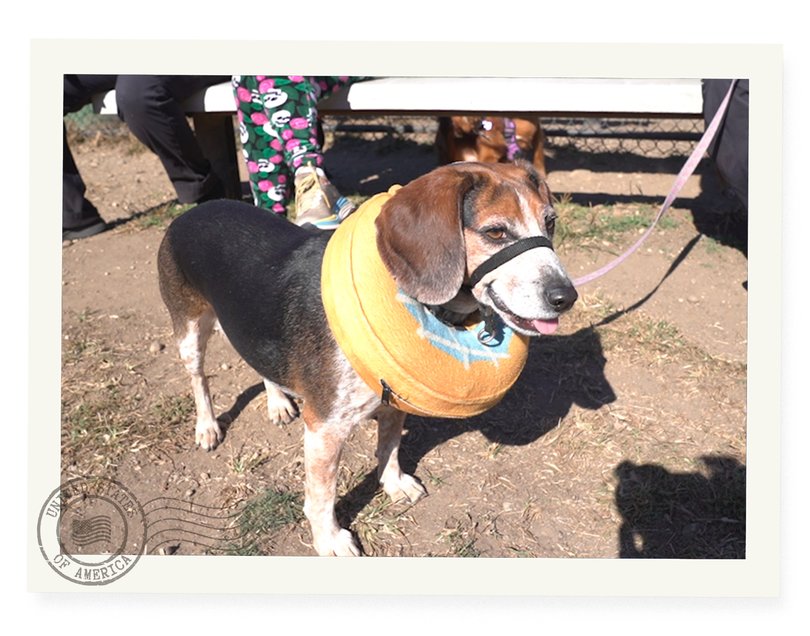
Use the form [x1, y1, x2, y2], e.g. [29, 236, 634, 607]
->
[451, 116, 477, 137]
[376, 166, 475, 305]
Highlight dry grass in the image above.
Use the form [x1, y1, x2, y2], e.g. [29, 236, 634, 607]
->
[61, 274, 745, 557]
[61, 308, 190, 478]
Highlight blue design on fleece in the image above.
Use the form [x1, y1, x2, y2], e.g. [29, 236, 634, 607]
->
[396, 292, 513, 370]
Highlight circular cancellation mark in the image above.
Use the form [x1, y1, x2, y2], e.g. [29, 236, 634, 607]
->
[37, 477, 147, 586]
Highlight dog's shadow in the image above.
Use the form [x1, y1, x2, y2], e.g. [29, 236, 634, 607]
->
[216, 382, 266, 436]
[335, 326, 616, 534]
[215, 326, 614, 552]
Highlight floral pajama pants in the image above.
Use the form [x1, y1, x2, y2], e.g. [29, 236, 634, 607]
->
[232, 75, 358, 214]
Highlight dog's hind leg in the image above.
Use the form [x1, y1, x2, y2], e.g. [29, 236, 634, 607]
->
[177, 308, 222, 450]
[158, 237, 222, 451]
[262, 379, 299, 426]
[375, 408, 427, 504]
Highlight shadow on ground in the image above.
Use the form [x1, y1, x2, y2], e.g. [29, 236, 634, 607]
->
[614, 456, 746, 558]
[334, 326, 616, 537]
[550, 147, 748, 258]
[326, 138, 748, 259]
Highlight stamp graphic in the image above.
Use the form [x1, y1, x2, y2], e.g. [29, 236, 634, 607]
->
[142, 496, 249, 556]
[37, 477, 147, 586]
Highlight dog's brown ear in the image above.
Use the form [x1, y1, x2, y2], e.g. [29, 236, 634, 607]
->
[376, 166, 474, 305]
[451, 116, 476, 136]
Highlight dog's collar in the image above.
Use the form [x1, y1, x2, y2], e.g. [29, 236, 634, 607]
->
[502, 118, 522, 161]
[479, 117, 522, 161]
[321, 186, 529, 418]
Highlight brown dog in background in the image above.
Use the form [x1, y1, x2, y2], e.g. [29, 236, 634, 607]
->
[436, 116, 547, 176]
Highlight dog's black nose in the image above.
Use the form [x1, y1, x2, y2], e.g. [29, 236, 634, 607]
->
[546, 284, 578, 312]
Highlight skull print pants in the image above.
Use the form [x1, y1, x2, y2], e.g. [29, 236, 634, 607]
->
[232, 75, 362, 214]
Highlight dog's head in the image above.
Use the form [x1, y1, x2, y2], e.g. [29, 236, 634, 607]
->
[447, 116, 539, 164]
[375, 161, 577, 336]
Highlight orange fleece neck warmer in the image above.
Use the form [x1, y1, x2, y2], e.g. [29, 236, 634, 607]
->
[321, 186, 529, 418]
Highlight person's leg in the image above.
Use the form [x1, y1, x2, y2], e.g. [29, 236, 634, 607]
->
[703, 79, 749, 213]
[63, 75, 117, 235]
[288, 77, 360, 226]
[64, 74, 117, 115]
[233, 75, 359, 225]
[233, 75, 293, 214]
[115, 75, 230, 203]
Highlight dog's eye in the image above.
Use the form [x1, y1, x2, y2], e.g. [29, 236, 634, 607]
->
[484, 227, 508, 241]
[545, 212, 557, 237]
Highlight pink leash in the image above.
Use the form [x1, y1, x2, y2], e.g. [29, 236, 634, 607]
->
[570, 79, 738, 288]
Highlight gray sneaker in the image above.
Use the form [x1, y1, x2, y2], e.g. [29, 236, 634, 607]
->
[293, 166, 356, 229]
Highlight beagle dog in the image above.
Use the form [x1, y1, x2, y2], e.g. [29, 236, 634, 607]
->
[157, 161, 577, 556]
[436, 116, 548, 176]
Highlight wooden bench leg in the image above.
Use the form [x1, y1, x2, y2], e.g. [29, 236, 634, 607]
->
[192, 113, 241, 200]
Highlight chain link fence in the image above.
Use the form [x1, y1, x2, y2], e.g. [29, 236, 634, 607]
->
[65, 105, 130, 140]
[66, 107, 704, 158]
[320, 116, 704, 158]
[543, 117, 703, 157]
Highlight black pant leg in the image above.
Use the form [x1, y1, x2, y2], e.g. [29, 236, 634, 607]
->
[115, 75, 230, 203]
[703, 79, 749, 212]
[64, 74, 117, 115]
[63, 75, 117, 230]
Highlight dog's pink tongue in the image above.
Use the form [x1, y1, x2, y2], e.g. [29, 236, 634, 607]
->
[532, 318, 559, 335]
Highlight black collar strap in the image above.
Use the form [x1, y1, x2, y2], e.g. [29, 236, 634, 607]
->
[466, 235, 554, 289]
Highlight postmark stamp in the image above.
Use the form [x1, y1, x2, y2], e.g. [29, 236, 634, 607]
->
[37, 477, 147, 586]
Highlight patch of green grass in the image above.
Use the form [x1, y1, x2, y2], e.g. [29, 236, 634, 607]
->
[76, 308, 96, 323]
[352, 491, 415, 555]
[150, 394, 195, 427]
[64, 401, 103, 445]
[702, 236, 723, 255]
[439, 514, 482, 557]
[228, 445, 271, 476]
[241, 489, 303, 532]
[63, 334, 101, 364]
[487, 442, 506, 459]
[627, 318, 685, 353]
[422, 468, 447, 488]
[222, 489, 303, 555]
[134, 201, 192, 229]
[445, 532, 481, 558]
[62, 386, 132, 463]
[554, 196, 678, 250]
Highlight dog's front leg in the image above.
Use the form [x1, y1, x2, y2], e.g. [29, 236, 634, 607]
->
[303, 415, 361, 556]
[375, 408, 427, 504]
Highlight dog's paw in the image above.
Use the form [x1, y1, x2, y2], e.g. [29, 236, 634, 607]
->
[314, 528, 362, 557]
[263, 380, 299, 426]
[195, 419, 223, 451]
[266, 391, 299, 427]
[382, 472, 427, 505]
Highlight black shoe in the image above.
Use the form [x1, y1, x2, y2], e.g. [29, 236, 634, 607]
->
[194, 175, 227, 204]
[63, 220, 109, 241]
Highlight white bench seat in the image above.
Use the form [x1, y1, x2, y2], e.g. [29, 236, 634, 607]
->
[93, 77, 704, 117]
[91, 77, 704, 198]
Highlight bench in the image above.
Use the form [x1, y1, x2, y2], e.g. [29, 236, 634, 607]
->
[92, 77, 704, 199]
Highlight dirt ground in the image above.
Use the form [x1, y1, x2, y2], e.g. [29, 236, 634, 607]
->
[60, 118, 747, 558]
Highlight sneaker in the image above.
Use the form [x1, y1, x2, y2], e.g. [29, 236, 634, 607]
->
[293, 166, 356, 230]
[321, 179, 357, 221]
